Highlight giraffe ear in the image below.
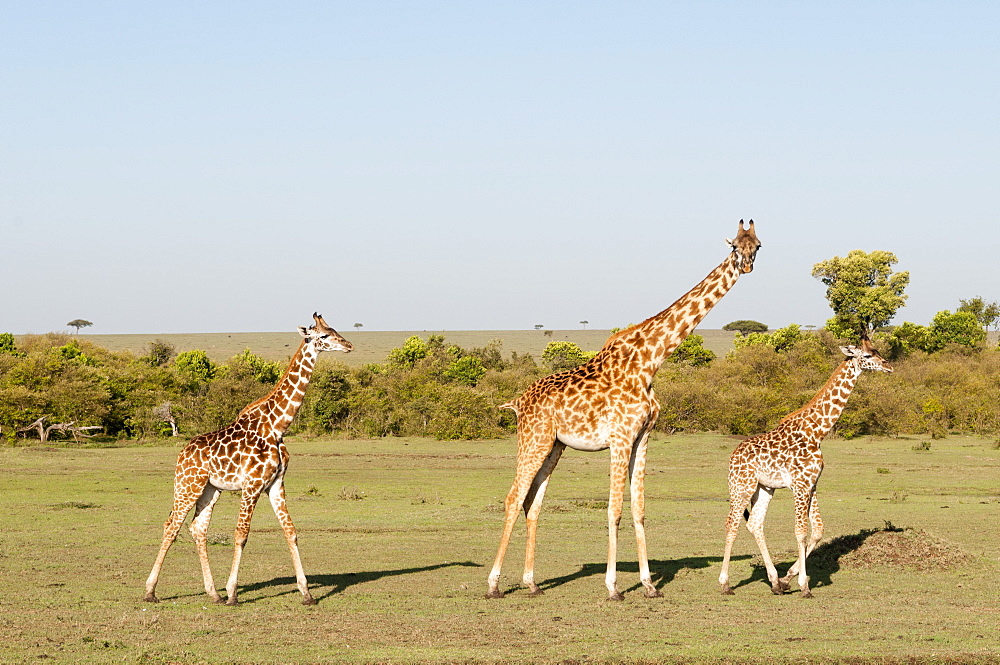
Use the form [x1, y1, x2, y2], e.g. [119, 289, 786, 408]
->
[840, 345, 860, 357]
[725, 237, 734, 247]
[298, 326, 310, 338]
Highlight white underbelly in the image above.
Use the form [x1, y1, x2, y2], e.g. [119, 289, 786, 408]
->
[756, 470, 792, 489]
[209, 477, 243, 491]
[557, 431, 610, 452]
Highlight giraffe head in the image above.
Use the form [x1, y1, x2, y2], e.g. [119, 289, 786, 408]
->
[298, 313, 353, 353]
[725, 219, 762, 274]
[840, 337, 892, 373]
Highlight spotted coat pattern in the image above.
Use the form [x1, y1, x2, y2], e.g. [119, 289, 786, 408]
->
[487, 220, 762, 600]
[143, 313, 352, 606]
[718, 339, 892, 597]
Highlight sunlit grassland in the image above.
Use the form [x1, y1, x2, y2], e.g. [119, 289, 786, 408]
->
[0, 433, 998, 664]
[76, 329, 740, 365]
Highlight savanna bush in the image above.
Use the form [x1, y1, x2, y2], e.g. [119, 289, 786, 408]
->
[7, 328, 1000, 445]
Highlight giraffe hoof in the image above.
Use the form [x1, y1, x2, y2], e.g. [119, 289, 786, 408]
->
[527, 587, 544, 597]
[801, 589, 814, 599]
[778, 578, 791, 592]
[225, 597, 240, 606]
[644, 588, 663, 599]
[301, 596, 318, 606]
[484, 589, 505, 600]
[143, 593, 159, 603]
[607, 591, 625, 602]
[720, 586, 735, 596]
[770, 585, 785, 596]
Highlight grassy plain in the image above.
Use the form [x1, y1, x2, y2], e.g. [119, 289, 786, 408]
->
[76, 328, 740, 365]
[1, 433, 999, 663]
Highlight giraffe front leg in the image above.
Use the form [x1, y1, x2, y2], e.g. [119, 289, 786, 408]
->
[267, 476, 316, 605]
[189, 484, 224, 604]
[605, 444, 630, 601]
[628, 430, 661, 598]
[791, 485, 817, 598]
[782, 493, 823, 587]
[224, 483, 264, 606]
[144, 487, 202, 603]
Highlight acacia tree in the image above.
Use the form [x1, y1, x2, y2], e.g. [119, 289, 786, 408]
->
[811, 250, 909, 339]
[722, 320, 768, 336]
[67, 319, 93, 334]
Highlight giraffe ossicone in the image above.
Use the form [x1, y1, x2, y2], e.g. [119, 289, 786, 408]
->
[487, 220, 761, 601]
[143, 313, 352, 606]
[718, 335, 892, 598]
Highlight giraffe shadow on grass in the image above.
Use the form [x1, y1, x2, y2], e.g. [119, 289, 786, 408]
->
[728, 522, 902, 593]
[531, 555, 752, 596]
[233, 561, 483, 604]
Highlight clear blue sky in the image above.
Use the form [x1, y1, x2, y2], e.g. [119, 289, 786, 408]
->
[3, 2, 997, 334]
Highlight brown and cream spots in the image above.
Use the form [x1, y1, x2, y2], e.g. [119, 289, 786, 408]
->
[718, 336, 892, 598]
[487, 220, 761, 601]
[143, 313, 352, 606]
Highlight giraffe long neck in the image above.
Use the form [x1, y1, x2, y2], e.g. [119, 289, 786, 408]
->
[782, 359, 862, 437]
[239, 340, 318, 437]
[608, 253, 742, 381]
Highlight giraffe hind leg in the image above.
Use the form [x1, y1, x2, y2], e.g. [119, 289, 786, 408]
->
[224, 482, 265, 605]
[521, 442, 564, 596]
[719, 484, 755, 595]
[743, 486, 784, 594]
[144, 483, 205, 603]
[486, 423, 557, 599]
[189, 483, 224, 603]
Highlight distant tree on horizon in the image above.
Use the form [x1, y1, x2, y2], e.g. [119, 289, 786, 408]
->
[580, 320, 589, 329]
[534, 324, 544, 330]
[354, 322, 364, 331]
[67, 319, 93, 334]
[722, 320, 768, 336]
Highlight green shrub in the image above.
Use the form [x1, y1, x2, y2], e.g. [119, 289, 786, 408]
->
[542, 341, 593, 371]
[667, 334, 716, 366]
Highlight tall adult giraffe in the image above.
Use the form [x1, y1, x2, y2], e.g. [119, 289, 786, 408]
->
[144, 313, 352, 606]
[718, 336, 892, 598]
[487, 220, 762, 600]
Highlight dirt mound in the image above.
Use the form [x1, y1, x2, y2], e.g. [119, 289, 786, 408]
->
[838, 527, 973, 571]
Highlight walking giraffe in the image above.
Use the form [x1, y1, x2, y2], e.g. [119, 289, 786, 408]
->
[487, 220, 762, 600]
[144, 313, 352, 605]
[718, 335, 892, 598]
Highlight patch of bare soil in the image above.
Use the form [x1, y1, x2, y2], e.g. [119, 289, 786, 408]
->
[837, 527, 973, 572]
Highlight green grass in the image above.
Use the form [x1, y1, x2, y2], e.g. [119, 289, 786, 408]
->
[1, 434, 998, 663]
[75, 328, 740, 365]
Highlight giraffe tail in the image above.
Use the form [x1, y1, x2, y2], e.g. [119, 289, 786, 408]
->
[498, 400, 519, 414]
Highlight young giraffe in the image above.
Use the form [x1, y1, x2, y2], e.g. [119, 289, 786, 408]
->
[718, 336, 892, 598]
[487, 220, 762, 601]
[144, 313, 352, 606]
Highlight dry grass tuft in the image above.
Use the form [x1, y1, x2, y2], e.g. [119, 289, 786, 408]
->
[839, 527, 973, 572]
